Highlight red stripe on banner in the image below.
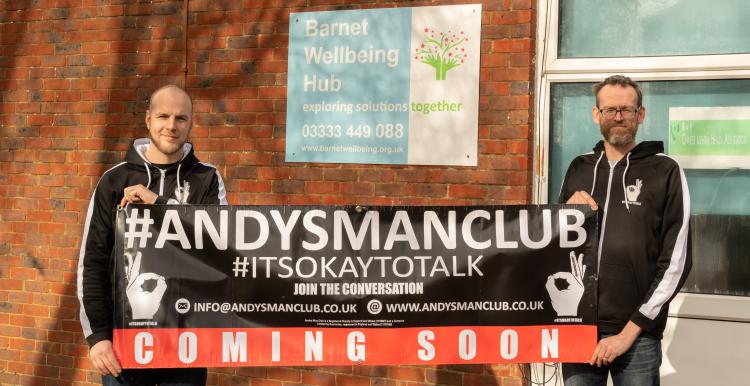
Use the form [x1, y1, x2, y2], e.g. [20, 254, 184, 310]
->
[113, 325, 596, 368]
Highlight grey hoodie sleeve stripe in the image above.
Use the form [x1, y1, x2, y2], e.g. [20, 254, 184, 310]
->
[215, 169, 228, 205]
[638, 155, 691, 319]
[200, 162, 228, 205]
[76, 192, 97, 338]
[77, 162, 126, 343]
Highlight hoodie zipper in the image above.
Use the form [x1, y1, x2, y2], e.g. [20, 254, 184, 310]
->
[158, 168, 166, 195]
[596, 162, 616, 272]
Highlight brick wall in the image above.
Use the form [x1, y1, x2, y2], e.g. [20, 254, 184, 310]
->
[0, 0, 534, 385]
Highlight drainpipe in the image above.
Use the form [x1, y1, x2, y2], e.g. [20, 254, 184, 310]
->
[183, 0, 189, 87]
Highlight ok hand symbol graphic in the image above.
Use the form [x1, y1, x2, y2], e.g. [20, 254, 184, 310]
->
[125, 251, 167, 320]
[545, 251, 586, 317]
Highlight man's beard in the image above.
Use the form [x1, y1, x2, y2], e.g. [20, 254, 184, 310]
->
[149, 132, 184, 157]
[600, 123, 637, 147]
[607, 131, 635, 146]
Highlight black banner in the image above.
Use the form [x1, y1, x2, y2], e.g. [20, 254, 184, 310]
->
[113, 205, 598, 367]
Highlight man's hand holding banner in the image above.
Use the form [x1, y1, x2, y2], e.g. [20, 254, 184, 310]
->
[113, 205, 598, 367]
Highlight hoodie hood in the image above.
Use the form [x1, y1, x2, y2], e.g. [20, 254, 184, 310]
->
[124, 138, 199, 193]
[592, 140, 663, 161]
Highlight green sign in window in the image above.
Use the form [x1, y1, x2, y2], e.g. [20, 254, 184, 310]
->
[669, 107, 750, 169]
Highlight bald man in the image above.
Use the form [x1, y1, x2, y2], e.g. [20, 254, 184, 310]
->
[77, 85, 227, 385]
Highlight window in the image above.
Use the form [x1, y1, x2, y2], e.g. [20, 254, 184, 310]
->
[559, 0, 750, 57]
[534, 0, 750, 297]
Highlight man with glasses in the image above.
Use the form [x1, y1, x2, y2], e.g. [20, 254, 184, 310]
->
[559, 75, 691, 385]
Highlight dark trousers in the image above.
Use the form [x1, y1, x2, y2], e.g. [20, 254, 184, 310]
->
[102, 368, 207, 386]
[562, 335, 661, 386]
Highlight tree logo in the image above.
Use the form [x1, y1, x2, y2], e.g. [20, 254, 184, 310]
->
[414, 27, 468, 80]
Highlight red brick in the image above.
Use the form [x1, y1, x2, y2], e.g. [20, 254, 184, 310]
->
[9, 337, 35, 351]
[510, 52, 531, 67]
[306, 181, 339, 195]
[507, 140, 530, 154]
[10, 315, 34, 328]
[256, 61, 287, 73]
[210, 127, 241, 138]
[48, 330, 74, 343]
[0, 372, 20, 385]
[38, 222, 65, 234]
[237, 180, 272, 193]
[23, 185, 51, 198]
[258, 86, 287, 98]
[323, 169, 357, 182]
[481, 82, 510, 96]
[426, 368, 463, 385]
[97, 5, 124, 17]
[0, 326, 21, 339]
[266, 367, 300, 382]
[16, 102, 41, 113]
[492, 10, 532, 25]
[258, 167, 290, 180]
[301, 370, 335, 386]
[449, 184, 488, 199]
[23, 304, 49, 318]
[1, 279, 24, 291]
[335, 374, 370, 386]
[47, 354, 75, 368]
[17, 43, 55, 55]
[491, 39, 532, 53]
[387, 366, 425, 382]
[251, 379, 282, 386]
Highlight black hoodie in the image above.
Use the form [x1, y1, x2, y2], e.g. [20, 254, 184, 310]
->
[559, 141, 691, 339]
[77, 138, 227, 347]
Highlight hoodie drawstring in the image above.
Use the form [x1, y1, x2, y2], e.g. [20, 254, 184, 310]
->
[622, 152, 632, 212]
[176, 163, 182, 194]
[590, 151, 604, 196]
[143, 162, 152, 189]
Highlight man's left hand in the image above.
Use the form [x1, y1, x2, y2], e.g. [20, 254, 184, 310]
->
[590, 321, 641, 367]
[120, 184, 158, 207]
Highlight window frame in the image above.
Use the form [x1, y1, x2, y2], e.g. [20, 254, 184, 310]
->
[533, 0, 750, 204]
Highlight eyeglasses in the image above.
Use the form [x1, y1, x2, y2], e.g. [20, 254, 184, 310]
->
[597, 106, 640, 120]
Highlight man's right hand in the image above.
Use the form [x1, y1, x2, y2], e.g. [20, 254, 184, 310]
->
[120, 184, 158, 207]
[90, 340, 122, 377]
[566, 191, 598, 211]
